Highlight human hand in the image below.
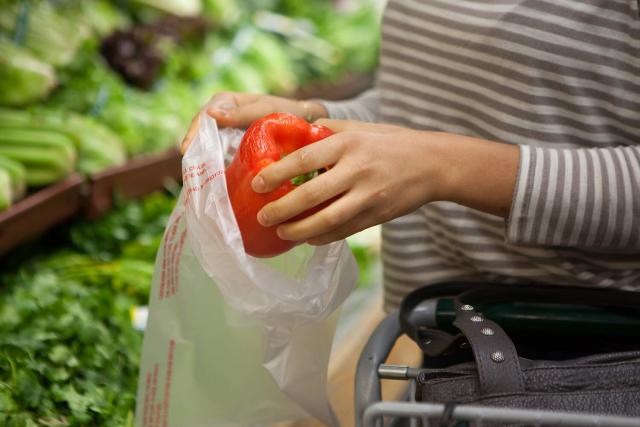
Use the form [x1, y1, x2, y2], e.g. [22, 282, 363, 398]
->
[179, 92, 328, 154]
[250, 119, 445, 245]
[251, 119, 520, 245]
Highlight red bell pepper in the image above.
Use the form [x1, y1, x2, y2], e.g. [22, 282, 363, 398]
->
[225, 112, 333, 258]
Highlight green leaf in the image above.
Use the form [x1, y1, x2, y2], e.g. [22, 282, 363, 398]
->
[48, 345, 71, 365]
[0, 191, 176, 424]
[0, 389, 17, 412]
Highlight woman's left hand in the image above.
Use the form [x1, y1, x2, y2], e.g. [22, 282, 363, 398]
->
[252, 119, 520, 245]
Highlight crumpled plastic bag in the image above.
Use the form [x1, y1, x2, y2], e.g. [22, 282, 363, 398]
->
[135, 113, 358, 427]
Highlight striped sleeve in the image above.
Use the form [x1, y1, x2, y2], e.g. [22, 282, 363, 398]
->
[318, 89, 380, 122]
[506, 145, 640, 250]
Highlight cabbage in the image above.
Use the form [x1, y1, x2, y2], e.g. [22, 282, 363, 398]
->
[0, 2, 91, 67]
[0, 38, 56, 107]
[132, 0, 202, 17]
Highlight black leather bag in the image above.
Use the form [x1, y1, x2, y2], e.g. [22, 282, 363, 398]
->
[399, 283, 640, 419]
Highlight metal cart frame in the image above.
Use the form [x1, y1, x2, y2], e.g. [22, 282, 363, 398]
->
[355, 296, 640, 427]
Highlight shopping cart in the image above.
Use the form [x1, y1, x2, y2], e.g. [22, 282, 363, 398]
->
[354, 282, 640, 427]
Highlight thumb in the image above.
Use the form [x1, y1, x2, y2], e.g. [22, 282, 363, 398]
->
[207, 101, 276, 129]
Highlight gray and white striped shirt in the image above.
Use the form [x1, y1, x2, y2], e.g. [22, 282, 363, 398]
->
[322, 0, 640, 310]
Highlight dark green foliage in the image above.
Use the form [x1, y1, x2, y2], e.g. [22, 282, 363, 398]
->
[0, 192, 176, 426]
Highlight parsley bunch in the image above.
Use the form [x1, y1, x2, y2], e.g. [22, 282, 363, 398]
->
[0, 192, 176, 426]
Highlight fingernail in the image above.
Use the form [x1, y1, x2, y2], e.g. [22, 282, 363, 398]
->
[276, 227, 289, 240]
[207, 107, 229, 118]
[257, 210, 269, 226]
[251, 175, 265, 192]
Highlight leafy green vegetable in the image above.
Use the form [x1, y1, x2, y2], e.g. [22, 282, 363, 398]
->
[48, 39, 198, 156]
[0, 2, 91, 67]
[202, 0, 242, 26]
[242, 29, 298, 94]
[0, 192, 176, 426]
[69, 192, 175, 259]
[0, 108, 127, 175]
[0, 154, 26, 201]
[0, 167, 12, 210]
[80, 0, 130, 37]
[0, 128, 77, 187]
[133, 0, 202, 17]
[0, 38, 56, 107]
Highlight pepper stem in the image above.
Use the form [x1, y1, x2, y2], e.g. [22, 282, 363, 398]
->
[291, 170, 319, 186]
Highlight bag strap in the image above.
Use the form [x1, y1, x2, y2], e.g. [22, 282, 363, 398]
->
[399, 281, 482, 350]
[452, 299, 525, 395]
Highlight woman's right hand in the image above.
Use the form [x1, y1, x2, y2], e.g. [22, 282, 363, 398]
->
[180, 92, 328, 154]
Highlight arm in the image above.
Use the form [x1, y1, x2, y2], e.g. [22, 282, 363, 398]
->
[179, 90, 379, 154]
[250, 121, 520, 244]
[507, 145, 640, 250]
[250, 120, 640, 252]
[419, 134, 640, 251]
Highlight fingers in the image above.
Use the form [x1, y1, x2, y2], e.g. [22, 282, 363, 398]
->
[314, 118, 403, 134]
[306, 210, 376, 246]
[208, 100, 276, 129]
[276, 190, 371, 242]
[180, 92, 258, 154]
[257, 169, 351, 227]
[252, 134, 346, 193]
[180, 93, 350, 155]
[206, 92, 239, 110]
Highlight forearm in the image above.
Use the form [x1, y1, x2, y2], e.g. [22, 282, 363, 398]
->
[430, 132, 520, 218]
[430, 133, 640, 250]
[507, 145, 640, 250]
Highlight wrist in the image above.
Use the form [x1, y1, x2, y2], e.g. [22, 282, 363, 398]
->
[419, 132, 459, 203]
[425, 132, 519, 217]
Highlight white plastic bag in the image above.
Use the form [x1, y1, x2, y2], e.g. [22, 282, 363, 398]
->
[135, 113, 358, 427]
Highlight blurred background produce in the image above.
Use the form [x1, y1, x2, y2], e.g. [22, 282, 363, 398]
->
[0, 0, 381, 211]
[0, 193, 175, 427]
[0, 0, 383, 425]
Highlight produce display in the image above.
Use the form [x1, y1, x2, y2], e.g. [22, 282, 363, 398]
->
[0, 192, 176, 426]
[0, 0, 380, 212]
[0, 1, 382, 425]
[227, 112, 333, 257]
[0, 109, 127, 176]
[0, 38, 56, 106]
[0, 155, 26, 208]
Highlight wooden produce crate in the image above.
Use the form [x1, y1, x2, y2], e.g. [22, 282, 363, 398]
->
[0, 174, 84, 257]
[84, 148, 182, 219]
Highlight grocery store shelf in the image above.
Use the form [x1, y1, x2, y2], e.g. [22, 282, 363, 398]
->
[85, 148, 182, 219]
[0, 174, 84, 257]
[0, 148, 182, 257]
